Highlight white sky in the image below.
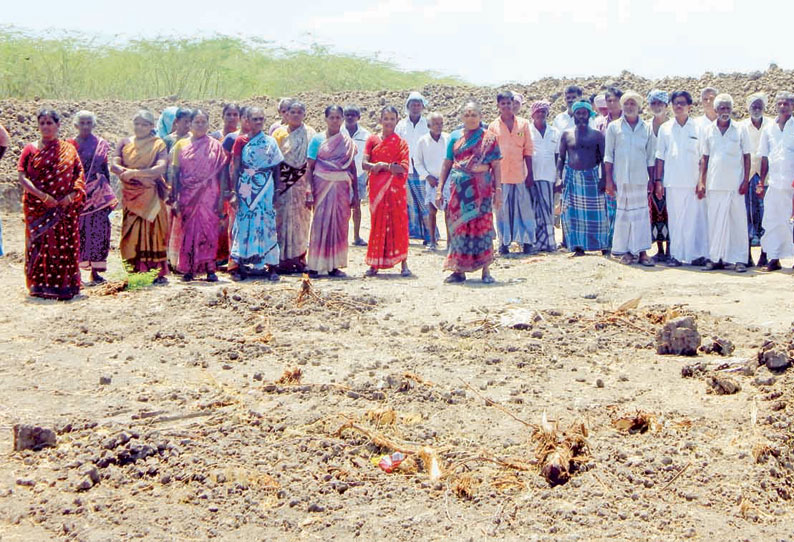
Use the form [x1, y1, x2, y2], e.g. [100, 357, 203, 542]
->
[4, 0, 791, 85]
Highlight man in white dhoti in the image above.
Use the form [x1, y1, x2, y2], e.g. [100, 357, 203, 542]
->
[654, 91, 709, 267]
[604, 91, 655, 266]
[699, 93, 752, 272]
[414, 112, 449, 251]
[758, 92, 794, 271]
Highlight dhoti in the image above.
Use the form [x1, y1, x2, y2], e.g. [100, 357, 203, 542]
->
[497, 183, 536, 247]
[666, 186, 708, 263]
[760, 186, 794, 260]
[707, 189, 748, 265]
[611, 183, 651, 255]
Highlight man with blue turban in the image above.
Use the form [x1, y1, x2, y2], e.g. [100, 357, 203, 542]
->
[557, 100, 610, 255]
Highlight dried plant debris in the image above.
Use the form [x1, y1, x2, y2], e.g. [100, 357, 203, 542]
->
[276, 367, 303, 385]
[612, 411, 657, 434]
[531, 412, 590, 487]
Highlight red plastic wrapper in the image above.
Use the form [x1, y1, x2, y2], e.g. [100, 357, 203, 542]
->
[377, 452, 406, 473]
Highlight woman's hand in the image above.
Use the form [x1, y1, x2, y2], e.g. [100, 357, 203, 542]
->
[56, 193, 74, 208]
[229, 194, 238, 211]
[41, 193, 58, 209]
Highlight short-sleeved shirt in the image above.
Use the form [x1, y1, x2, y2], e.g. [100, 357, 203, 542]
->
[529, 123, 559, 182]
[342, 124, 371, 175]
[758, 116, 794, 189]
[655, 117, 701, 188]
[488, 116, 532, 184]
[604, 118, 655, 185]
[395, 116, 429, 171]
[414, 132, 449, 180]
[701, 121, 750, 191]
[741, 117, 772, 178]
[306, 132, 326, 160]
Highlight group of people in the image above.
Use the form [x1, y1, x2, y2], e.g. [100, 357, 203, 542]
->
[3, 85, 794, 300]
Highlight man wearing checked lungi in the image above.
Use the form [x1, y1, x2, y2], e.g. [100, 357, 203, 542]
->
[557, 100, 610, 256]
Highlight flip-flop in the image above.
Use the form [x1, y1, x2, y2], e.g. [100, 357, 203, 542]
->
[364, 268, 378, 277]
[353, 239, 368, 247]
[639, 258, 655, 267]
[400, 268, 413, 277]
[481, 275, 496, 284]
[444, 273, 466, 283]
[328, 269, 347, 278]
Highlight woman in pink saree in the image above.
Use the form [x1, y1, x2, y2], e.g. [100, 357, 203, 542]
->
[171, 110, 229, 281]
[305, 105, 358, 277]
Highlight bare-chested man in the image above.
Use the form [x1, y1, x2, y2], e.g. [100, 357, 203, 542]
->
[557, 101, 610, 256]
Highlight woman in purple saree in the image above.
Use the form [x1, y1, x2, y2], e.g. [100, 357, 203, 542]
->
[68, 111, 118, 283]
[305, 105, 358, 277]
[171, 110, 229, 282]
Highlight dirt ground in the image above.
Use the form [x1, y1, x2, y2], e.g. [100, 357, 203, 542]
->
[1, 207, 793, 542]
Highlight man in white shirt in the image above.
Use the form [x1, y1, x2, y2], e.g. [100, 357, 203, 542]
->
[552, 85, 597, 133]
[604, 91, 655, 266]
[699, 93, 752, 272]
[395, 91, 432, 243]
[528, 100, 560, 252]
[741, 93, 771, 255]
[654, 90, 709, 267]
[693, 87, 719, 135]
[414, 112, 449, 251]
[758, 92, 794, 271]
[342, 104, 371, 246]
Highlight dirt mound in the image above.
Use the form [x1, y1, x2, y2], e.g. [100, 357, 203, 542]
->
[3, 67, 794, 209]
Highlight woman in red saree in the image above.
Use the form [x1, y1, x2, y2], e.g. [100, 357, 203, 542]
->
[363, 106, 411, 277]
[69, 111, 118, 283]
[437, 102, 502, 284]
[111, 110, 170, 283]
[305, 105, 358, 277]
[171, 110, 229, 282]
[17, 109, 86, 300]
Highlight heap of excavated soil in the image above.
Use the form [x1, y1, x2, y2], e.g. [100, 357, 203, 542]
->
[3, 67, 794, 209]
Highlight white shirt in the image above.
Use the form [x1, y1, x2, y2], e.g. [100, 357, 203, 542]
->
[758, 116, 794, 189]
[342, 124, 371, 177]
[693, 115, 717, 139]
[552, 111, 597, 134]
[414, 132, 449, 180]
[741, 117, 772, 178]
[604, 118, 655, 185]
[395, 116, 429, 171]
[529, 122, 560, 182]
[655, 117, 701, 188]
[702, 121, 750, 191]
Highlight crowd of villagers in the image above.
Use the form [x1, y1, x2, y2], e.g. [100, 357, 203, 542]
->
[2, 84, 794, 301]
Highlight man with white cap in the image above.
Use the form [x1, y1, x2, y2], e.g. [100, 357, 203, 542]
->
[699, 93, 752, 272]
[741, 92, 772, 255]
[758, 92, 794, 271]
[604, 91, 655, 266]
[395, 91, 433, 244]
[654, 90, 709, 267]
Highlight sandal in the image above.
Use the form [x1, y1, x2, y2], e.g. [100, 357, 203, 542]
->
[181, 273, 194, 282]
[206, 272, 218, 282]
[444, 272, 466, 284]
[328, 269, 347, 278]
[400, 268, 413, 277]
[268, 271, 280, 282]
[153, 276, 169, 285]
[364, 267, 378, 277]
[735, 263, 747, 273]
[481, 274, 496, 284]
[638, 257, 655, 267]
[353, 238, 368, 247]
[619, 254, 634, 265]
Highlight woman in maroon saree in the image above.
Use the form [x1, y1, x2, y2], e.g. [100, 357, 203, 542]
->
[69, 111, 118, 283]
[171, 110, 229, 281]
[18, 109, 86, 300]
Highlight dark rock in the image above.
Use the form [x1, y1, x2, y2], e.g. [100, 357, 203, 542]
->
[706, 375, 741, 395]
[99, 376, 112, 386]
[307, 503, 325, 513]
[699, 337, 735, 356]
[656, 317, 701, 356]
[762, 349, 791, 372]
[13, 424, 57, 451]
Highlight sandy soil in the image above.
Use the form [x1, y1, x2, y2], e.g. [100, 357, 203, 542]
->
[1, 208, 793, 542]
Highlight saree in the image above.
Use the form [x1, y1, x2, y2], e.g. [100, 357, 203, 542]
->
[70, 136, 118, 272]
[366, 133, 410, 269]
[173, 135, 228, 274]
[117, 135, 169, 276]
[18, 140, 86, 299]
[231, 131, 284, 269]
[273, 124, 316, 272]
[444, 128, 501, 272]
[307, 132, 356, 273]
